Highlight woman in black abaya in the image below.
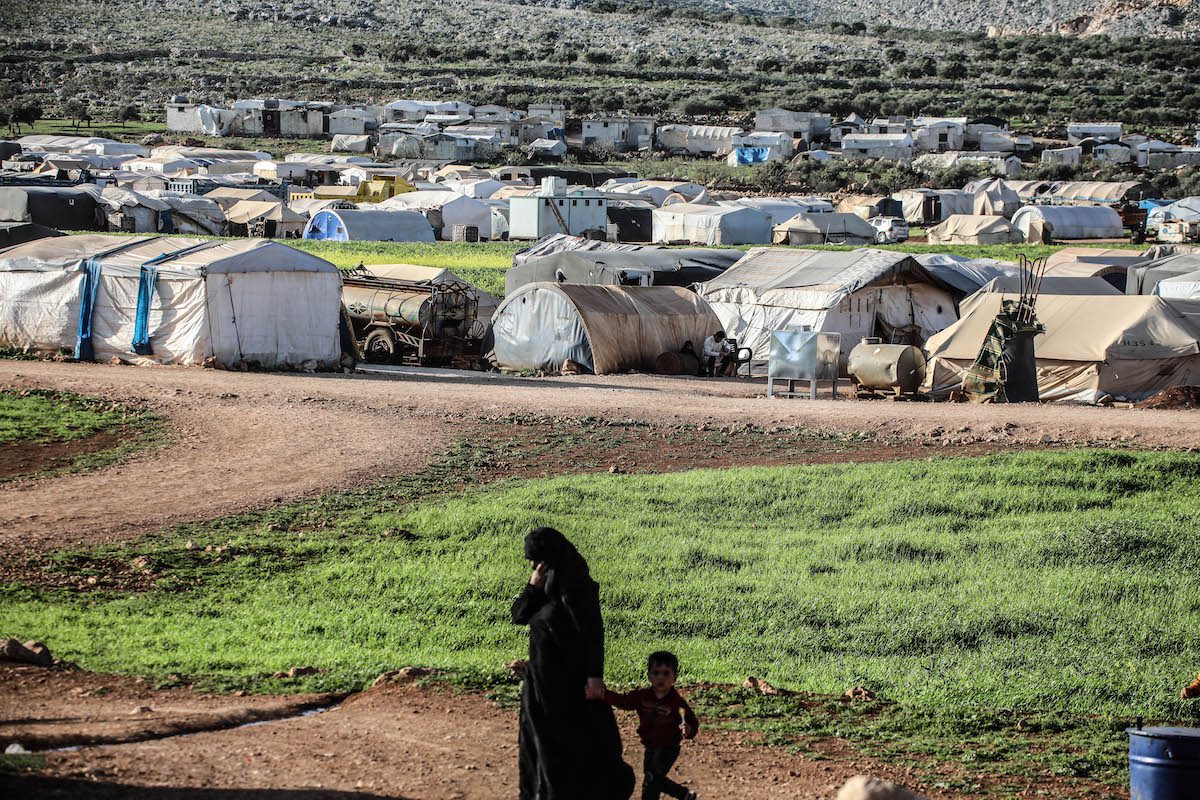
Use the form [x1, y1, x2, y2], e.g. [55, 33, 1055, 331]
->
[511, 527, 634, 800]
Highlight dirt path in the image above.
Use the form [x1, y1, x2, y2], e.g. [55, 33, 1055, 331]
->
[0, 665, 961, 800]
[2, 360, 1197, 560]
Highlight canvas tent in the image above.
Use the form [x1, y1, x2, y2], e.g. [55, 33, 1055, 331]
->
[965, 179, 1022, 218]
[1147, 197, 1200, 231]
[375, 190, 492, 239]
[720, 197, 834, 226]
[141, 191, 227, 236]
[512, 233, 650, 266]
[836, 195, 903, 220]
[1127, 253, 1200, 296]
[927, 215, 1022, 245]
[771, 212, 875, 245]
[923, 293, 1200, 403]
[697, 248, 959, 366]
[0, 222, 64, 248]
[224, 200, 306, 238]
[0, 187, 103, 231]
[96, 187, 174, 233]
[489, 283, 719, 374]
[506, 248, 741, 294]
[911, 254, 1023, 298]
[1010, 206, 1124, 242]
[892, 189, 973, 225]
[303, 209, 435, 242]
[0, 235, 342, 368]
[958, 275, 1120, 317]
[652, 203, 771, 245]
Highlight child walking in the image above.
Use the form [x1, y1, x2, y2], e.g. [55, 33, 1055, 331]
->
[605, 651, 699, 800]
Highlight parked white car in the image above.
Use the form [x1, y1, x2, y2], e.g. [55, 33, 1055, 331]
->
[868, 216, 909, 244]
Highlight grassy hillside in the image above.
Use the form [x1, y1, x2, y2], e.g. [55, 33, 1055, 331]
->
[4, 0, 1200, 134]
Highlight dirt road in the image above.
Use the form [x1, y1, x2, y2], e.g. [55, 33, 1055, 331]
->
[3, 359, 1197, 559]
[0, 665, 964, 800]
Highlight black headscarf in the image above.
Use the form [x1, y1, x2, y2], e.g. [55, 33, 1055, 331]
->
[524, 526, 593, 598]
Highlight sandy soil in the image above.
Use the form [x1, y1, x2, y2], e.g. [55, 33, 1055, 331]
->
[1, 665, 964, 800]
[3, 359, 1196, 561]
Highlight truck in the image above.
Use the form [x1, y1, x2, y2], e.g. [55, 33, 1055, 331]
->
[341, 266, 482, 367]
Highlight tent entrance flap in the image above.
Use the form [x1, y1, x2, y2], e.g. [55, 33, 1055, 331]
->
[132, 265, 157, 355]
[75, 236, 160, 361]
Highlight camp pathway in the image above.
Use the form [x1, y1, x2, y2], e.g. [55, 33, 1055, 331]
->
[2, 359, 1199, 560]
[1, 664, 975, 800]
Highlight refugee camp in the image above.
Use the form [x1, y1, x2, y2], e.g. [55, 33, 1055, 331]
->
[6, 10, 1200, 798]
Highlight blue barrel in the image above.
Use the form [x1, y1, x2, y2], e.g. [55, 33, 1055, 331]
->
[1128, 726, 1200, 799]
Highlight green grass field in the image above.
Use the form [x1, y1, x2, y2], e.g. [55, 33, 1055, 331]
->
[0, 389, 162, 480]
[5, 438, 1196, 792]
[6, 447, 1198, 718]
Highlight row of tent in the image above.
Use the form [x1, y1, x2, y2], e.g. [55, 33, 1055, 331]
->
[3, 231, 1199, 404]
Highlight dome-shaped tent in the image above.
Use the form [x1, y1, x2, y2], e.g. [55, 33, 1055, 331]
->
[772, 212, 875, 245]
[927, 214, 1023, 245]
[1010, 206, 1124, 242]
[489, 283, 719, 374]
[304, 209, 435, 242]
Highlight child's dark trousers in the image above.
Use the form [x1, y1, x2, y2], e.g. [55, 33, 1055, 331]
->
[642, 745, 688, 800]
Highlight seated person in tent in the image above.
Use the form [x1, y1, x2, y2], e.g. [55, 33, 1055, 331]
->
[701, 330, 735, 377]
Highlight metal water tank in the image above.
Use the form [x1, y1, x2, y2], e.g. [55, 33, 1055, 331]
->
[1129, 726, 1200, 799]
[847, 337, 928, 396]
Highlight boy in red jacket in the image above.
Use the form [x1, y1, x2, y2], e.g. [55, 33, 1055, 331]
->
[605, 651, 699, 800]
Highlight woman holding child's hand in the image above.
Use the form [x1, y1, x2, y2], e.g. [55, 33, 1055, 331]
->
[512, 527, 634, 800]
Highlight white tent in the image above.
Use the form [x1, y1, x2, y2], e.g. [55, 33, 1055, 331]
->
[96, 187, 173, 233]
[771, 212, 875, 245]
[1147, 197, 1200, 231]
[912, 254, 1023, 298]
[303, 209, 435, 242]
[604, 180, 708, 208]
[923, 293, 1200, 403]
[0, 235, 341, 368]
[892, 189, 973, 225]
[927, 215, 1023, 245]
[720, 197, 833, 226]
[966, 179, 1022, 218]
[1010, 206, 1124, 241]
[141, 191, 227, 236]
[375, 190, 492, 239]
[697, 248, 958, 366]
[651, 203, 771, 245]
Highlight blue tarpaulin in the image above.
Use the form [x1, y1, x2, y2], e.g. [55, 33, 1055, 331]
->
[132, 265, 157, 355]
[733, 146, 771, 166]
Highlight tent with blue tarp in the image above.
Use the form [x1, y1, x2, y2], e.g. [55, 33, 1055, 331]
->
[727, 146, 773, 166]
[0, 234, 342, 368]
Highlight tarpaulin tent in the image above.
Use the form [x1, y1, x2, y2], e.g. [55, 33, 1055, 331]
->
[1010, 206, 1124, 241]
[771, 212, 875, 245]
[697, 248, 958, 366]
[506, 247, 741, 294]
[722, 197, 834, 225]
[927, 214, 1022, 245]
[141, 191, 227, 236]
[652, 203, 771, 245]
[965, 179, 1022, 218]
[489, 283, 719, 374]
[958, 275, 1121, 318]
[836, 195, 902, 220]
[912, 254, 1023, 298]
[304, 208, 434, 242]
[512, 233, 650, 266]
[0, 187, 102, 231]
[203, 187, 280, 212]
[224, 200, 306, 238]
[0, 222, 64, 248]
[0, 235, 341, 368]
[1147, 197, 1200, 231]
[96, 187, 174, 233]
[375, 190, 492, 239]
[923, 293, 1200, 403]
[892, 189, 973, 225]
[1127, 253, 1200, 296]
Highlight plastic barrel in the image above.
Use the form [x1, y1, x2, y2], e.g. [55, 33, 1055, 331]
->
[1128, 726, 1200, 799]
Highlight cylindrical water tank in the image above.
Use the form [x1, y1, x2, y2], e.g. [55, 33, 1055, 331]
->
[847, 337, 928, 394]
[1128, 726, 1200, 799]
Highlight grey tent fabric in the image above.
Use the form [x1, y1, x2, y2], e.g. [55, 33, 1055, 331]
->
[490, 283, 719, 374]
[505, 248, 741, 294]
[0, 187, 103, 230]
[1127, 253, 1200, 295]
[912, 254, 1024, 297]
[0, 222, 65, 248]
[513, 234, 651, 266]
